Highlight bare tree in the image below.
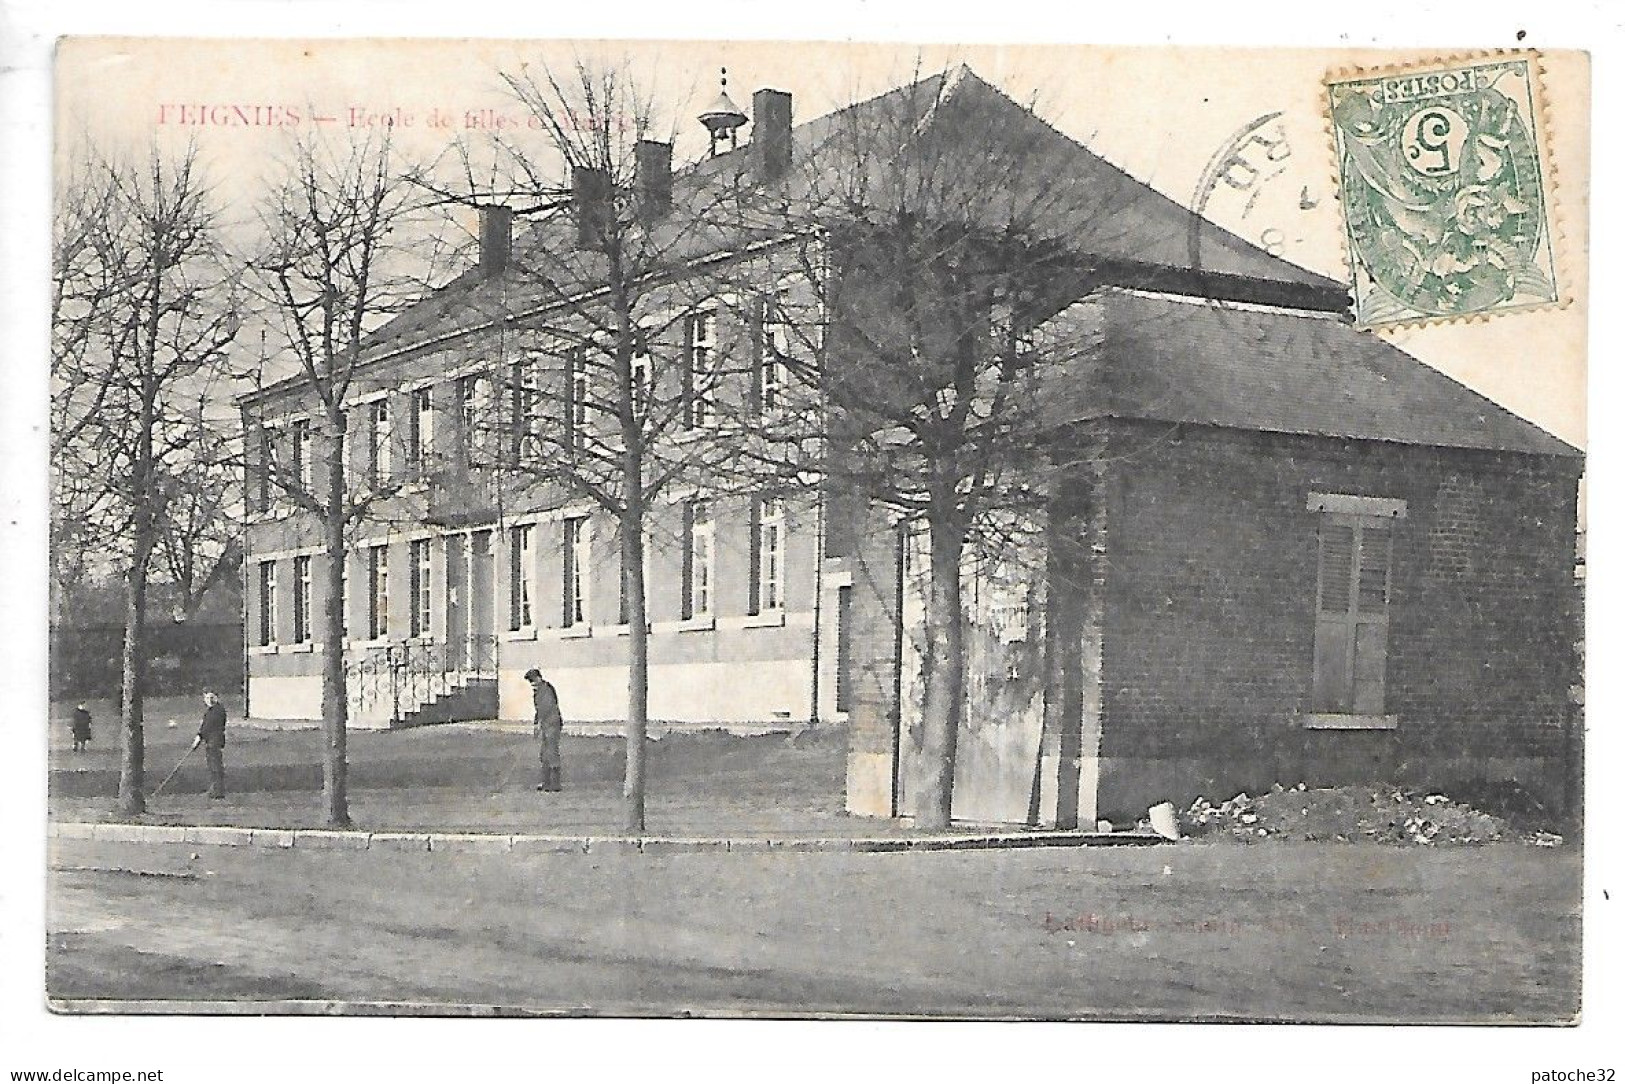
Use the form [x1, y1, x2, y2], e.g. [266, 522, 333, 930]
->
[251, 130, 451, 829]
[413, 61, 750, 832]
[715, 68, 1148, 828]
[52, 141, 240, 815]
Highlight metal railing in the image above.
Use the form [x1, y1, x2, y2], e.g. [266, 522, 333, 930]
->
[346, 634, 498, 726]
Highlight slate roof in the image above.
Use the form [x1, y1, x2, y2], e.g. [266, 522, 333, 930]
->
[1056, 289, 1579, 458]
[339, 66, 1347, 373]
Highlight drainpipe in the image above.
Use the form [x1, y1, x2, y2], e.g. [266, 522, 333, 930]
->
[889, 521, 906, 819]
[807, 487, 825, 727]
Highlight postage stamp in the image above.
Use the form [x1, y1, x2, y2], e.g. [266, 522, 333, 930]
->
[1327, 53, 1559, 328]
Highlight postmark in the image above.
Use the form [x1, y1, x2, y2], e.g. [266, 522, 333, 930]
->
[1327, 53, 1559, 328]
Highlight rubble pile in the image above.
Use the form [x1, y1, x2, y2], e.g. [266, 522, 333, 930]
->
[1180, 783, 1552, 845]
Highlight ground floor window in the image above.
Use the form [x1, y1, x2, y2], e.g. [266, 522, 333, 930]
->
[509, 524, 533, 630]
[1311, 494, 1403, 714]
[293, 555, 312, 643]
[258, 560, 277, 646]
[410, 538, 433, 637]
[368, 544, 388, 641]
[563, 516, 589, 628]
[682, 499, 714, 620]
[750, 496, 786, 614]
[835, 584, 853, 713]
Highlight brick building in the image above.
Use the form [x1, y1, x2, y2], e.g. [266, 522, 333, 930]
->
[843, 289, 1582, 823]
[239, 67, 1581, 823]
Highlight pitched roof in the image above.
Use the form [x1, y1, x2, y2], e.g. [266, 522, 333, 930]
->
[1050, 289, 1579, 458]
[347, 66, 1346, 370]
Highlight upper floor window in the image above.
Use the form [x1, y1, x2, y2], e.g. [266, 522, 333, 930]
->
[290, 419, 313, 492]
[686, 309, 718, 428]
[510, 357, 540, 467]
[407, 386, 435, 479]
[252, 426, 274, 514]
[461, 372, 492, 468]
[630, 339, 652, 419]
[760, 293, 789, 417]
[565, 347, 589, 451]
[367, 399, 391, 486]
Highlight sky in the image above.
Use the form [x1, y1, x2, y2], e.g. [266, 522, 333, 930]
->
[55, 38, 1588, 448]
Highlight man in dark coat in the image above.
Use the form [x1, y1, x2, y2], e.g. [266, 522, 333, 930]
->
[70, 703, 92, 754]
[525, 668, 564, 792]
[195, 689, 228, 799]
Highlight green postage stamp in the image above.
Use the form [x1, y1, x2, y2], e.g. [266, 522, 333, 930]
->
[1327, 54, 1559, 328]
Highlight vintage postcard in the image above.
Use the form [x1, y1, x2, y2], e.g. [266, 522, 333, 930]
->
[41, 36, 1587, 1026]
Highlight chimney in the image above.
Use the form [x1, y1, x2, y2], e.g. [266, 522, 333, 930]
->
[752, 89, 792, 182]
[572, 166, 612, 249]
[635, 140, 673, 221]
[478, 205, 513, 275]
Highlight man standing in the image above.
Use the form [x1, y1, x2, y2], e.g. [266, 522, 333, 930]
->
[195, 689, 228, 799]
[524, 668, 563, 792]
[70, 703, 92, 754]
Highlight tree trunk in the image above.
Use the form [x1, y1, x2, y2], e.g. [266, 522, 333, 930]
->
[116, 539, 151, 816]
[622, 481, 649, 834]
[914, 510, 965, 830]
[320, 430, 351, 829]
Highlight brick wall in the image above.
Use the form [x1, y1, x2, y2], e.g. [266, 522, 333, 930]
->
[1095, 420, 1581, 817]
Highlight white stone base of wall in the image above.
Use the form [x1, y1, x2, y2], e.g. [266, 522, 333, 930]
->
[497, 658, 815, 724]
[246, 675, 324, 723]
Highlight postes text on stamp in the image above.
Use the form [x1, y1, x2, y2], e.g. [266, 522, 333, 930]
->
[1327, 54, 1557, 328]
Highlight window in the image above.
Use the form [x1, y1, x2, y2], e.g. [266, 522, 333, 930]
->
[293, 555, 312, 643]
[685, 309, 717, 428]
[630, 339, 652, 418]
[510, 357, 539, 466]
[617, 529, 651, 626]
[367, 545, 389, 640]
[461, 372, 492, 468]
[508, 524, 533, 630]
[257, 560, 277, 646]
[340, 558, 350, 639]
[682, 499, 715, 621]
[407, 386, 434, 479]
[834, 584, 853, 713]
[1311, 495, 1402, 715]
[367, 399, 391, 485]
[291, 419, 312, 492]
[565, 347, 589, 450]
[562, 516, 589, 628]
[253, 426, 273, 513]
[410, 538, 433, 638]
[749, 496, 785, 614]
[759, 293, 789, 417]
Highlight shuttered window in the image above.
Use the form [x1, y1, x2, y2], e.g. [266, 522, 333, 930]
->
[1313, 513, 1394, 714]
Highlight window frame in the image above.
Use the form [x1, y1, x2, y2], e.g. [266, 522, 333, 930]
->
[1308, 493, 1405, 723]
[258, 559, 278, 646]
[292, 554, 313, 644]
[367, 544, 389, 641]
[409, 538, 433, 639]
[508, 523, 534, 631]
[682, 499, 715, 622]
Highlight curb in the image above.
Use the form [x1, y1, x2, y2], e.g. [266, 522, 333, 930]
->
[48, 820, 1168, 855]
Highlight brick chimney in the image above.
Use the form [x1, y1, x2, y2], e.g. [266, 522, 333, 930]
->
[752, 89, 792, 182]
[478, 205, 513, 275]
[572, 166, 612, 249]
[635, 140, 673, 221]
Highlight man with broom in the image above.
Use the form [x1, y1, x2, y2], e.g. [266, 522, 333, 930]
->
[194, 689, 228, 799]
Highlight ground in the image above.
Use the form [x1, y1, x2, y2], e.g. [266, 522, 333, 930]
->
[47, 837, 1580, 1021]
[46, 707, 1582, 1020]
